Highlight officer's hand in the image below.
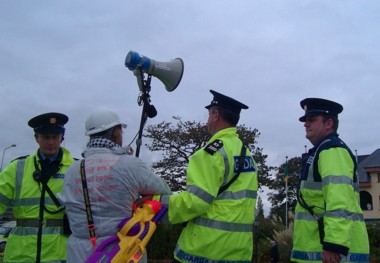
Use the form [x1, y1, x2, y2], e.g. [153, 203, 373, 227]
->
[133, 195, 153, 208]
[322, 250, 340, 263]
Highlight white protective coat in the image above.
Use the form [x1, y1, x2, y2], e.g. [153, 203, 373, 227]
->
[58, 146, 172, 263]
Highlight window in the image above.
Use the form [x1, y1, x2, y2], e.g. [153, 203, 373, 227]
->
[377, 173, 380, 183]
[360, 191, 373, 210]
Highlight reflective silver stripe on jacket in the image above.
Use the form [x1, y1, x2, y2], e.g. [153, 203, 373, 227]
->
[300, 177, 358, 192]
[219, 147, 230, 186]
[11, 226, 64, 236]
[296, 210, 364, 222]
[14, 158, 58, 207]
[17, 218, 64, 227]
[291, 250, 369, 262]
[325, 209, 364, 221]
[188, 185, 214, 204]
[216, 189, 257, 200]
[15, 158, 26, 200]
[174, 245, 252, 263]
[295, 211, 325, 221]
[13, 197, 60, 207]
[192, 217, 253, 232]
[300, 180, 322, 190]
[188, 183, 257, 202]
[322, 175, 359, 192]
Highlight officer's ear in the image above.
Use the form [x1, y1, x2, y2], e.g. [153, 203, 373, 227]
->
[324, 117, 334, 130]
[210, 107, 220, 120]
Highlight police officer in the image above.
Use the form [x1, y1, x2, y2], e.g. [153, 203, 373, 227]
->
[291, 98, 370, 263]
[0, 112, 75, 263]
[136, 90, 258, 262]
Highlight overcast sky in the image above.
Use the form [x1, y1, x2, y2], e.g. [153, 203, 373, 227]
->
[1, 1, 379, 210]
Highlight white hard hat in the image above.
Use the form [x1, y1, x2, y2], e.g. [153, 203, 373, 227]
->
[85, 110, 127, 136]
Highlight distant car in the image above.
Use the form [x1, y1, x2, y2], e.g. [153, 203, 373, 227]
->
[0, 221, 16, 254]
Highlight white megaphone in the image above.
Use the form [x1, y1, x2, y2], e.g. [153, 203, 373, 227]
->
[125, 51, 184, 92]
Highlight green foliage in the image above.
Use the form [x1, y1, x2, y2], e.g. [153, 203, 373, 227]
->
[254, 214, 294, 263]
[253, 211, 285, 262]
[268, 156, 301, 222]
[252, 203, 296, 263]
[367, 221, 380, 262]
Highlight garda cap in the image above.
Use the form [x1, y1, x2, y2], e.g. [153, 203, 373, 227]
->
[299, 98, 343, 122]
[205, 90, 248, 115]
[28, 112, 68, 134]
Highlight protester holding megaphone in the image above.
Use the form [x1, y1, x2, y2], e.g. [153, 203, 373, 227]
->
[58, 109, 171, 263]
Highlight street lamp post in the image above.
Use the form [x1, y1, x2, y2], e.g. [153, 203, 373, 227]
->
[1, 144, 16, 171]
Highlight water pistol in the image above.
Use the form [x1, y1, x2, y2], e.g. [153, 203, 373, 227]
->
[86, 200, 167, 263]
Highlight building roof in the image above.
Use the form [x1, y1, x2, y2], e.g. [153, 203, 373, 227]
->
[360, 149, 380, 168]
[358, 149, 380, 182]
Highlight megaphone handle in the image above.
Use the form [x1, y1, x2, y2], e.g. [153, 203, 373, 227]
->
[133, 68, 153, 158]
[133, 67, 145, 92]
[135, 89, 152, 158]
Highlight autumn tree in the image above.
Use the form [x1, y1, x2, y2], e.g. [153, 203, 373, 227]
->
[144, 116, 272, 192]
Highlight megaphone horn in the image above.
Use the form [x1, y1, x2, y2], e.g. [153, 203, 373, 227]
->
[125, 51, 184, 92]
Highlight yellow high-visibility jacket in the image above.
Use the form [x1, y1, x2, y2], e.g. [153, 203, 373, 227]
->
[160, 127, 258, 263]
[0, 148, 74, 263]
[291, 133, 369, 263]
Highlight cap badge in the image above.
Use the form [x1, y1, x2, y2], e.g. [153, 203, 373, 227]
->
[303, 105, 308, 111]
[50, 117, 57, 124]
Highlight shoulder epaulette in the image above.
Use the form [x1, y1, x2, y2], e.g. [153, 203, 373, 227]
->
[204, 140, 223, 155]
[11, 155, 29, 162]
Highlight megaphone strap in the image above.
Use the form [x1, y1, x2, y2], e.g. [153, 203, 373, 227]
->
[80, 160, 97, 250]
